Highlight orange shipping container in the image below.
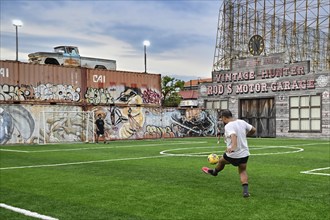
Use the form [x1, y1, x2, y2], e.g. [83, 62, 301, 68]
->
[0, 61, 83, 103]
[1, 60, 161, 106]
[85, 69, 161, 106]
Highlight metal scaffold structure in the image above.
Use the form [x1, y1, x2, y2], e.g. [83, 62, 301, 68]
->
[213, 0, 330, 72]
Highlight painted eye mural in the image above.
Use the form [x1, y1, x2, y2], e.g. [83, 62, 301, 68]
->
[170, 109, 216, 137]
[0, 105, 35, 144]
[0, 107, 14, 144]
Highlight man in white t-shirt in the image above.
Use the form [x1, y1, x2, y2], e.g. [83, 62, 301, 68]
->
[202, 109, 256, 197]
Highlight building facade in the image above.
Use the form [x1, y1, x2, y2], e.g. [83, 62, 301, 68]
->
[199, 53, 329, 138]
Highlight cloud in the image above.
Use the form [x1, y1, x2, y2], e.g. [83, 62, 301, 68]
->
[0, 0, 219, 80]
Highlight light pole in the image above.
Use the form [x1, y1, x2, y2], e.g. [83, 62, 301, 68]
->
[143, 40, 150, 73]
[12, 19, 23, 61]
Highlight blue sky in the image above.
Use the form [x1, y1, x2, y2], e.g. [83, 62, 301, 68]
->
[0, 0, 220, 81]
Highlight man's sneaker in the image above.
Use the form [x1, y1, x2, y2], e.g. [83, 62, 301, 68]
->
[243, 192, 250, 198]
[202, 167, 218, 176]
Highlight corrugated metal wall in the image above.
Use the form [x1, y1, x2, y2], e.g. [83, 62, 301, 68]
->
[0, 60, 161, 106]
[86, 69, 161, 90]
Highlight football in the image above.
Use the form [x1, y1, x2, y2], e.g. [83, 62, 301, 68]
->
[207, 153, 219, 165]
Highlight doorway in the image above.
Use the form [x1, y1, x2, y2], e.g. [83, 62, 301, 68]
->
[240, 98, 276, 137]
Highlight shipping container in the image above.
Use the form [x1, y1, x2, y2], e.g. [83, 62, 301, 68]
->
[0, 60, 161, 106]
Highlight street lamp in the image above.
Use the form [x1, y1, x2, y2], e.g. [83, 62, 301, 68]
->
[12, 19, 23, 61]
[143, 40, 150, 73]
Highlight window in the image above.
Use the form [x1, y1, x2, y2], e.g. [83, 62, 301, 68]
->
[289, 95, 321, 132]
[205, 100, 228, 109]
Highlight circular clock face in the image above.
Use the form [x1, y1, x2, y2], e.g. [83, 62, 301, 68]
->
[248, 35, 264, 56]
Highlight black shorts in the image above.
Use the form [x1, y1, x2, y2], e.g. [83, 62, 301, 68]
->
[223, 153, 249, 166]
[97, 130, 104, 136]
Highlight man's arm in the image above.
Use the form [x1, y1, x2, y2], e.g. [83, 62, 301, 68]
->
[247, 127, 256, 136]
[226, 134, 237, 153]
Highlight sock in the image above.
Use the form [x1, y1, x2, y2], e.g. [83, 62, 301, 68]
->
[242, 183, 249, 194]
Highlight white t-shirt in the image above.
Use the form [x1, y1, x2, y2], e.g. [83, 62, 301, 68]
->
[224, 119, 253, 158]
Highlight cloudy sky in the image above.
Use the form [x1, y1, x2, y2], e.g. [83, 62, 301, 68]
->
[0, 0, 220, 81]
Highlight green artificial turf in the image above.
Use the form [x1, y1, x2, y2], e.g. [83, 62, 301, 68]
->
[1, 137, 329, 220]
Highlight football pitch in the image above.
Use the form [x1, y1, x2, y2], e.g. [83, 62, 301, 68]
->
[0, 137, 329, 220]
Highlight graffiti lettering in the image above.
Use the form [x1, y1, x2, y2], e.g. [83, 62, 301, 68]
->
[144, 125, 175, 138]
[33, 83, 81, 101]
[85, 87, 113, 105]
[142, 88, 161, 104]
[0, 83, 81, 102]
[0, 84, 24, 100]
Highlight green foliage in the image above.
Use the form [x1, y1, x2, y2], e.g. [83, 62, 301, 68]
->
[1, 138, 329, 220]
[163, 92, 182, 107]
[161, 76, 184, 107]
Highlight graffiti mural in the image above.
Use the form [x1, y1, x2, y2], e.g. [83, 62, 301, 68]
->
[142, 88, 161, 105]
[85, 87, 115, 105]
[170, 109, 216, 137]
[0, 83, 81, 102]
[85, 86, 161, 106]
[34, 84, 80, 101]
[116, 88, 143, 104]
[94, 106, 217, 141]
[0, 84, 31, 101]
[0, 104, 218, 145]
[0, 105, 35, 144]
[144, 125, 176, 139]
[40, 110, 93, 143]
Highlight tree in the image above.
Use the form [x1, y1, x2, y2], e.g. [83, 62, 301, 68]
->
[161, 76, 185, 107]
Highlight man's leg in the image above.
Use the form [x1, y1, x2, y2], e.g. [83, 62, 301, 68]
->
[214, 156, 229, 173]
[238, 163, 249, 197]
[96, 134, 99, 143]
[202, 156, 229, 176]
[103, 133, 106, 144]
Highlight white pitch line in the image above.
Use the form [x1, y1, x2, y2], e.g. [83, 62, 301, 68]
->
[0, 155, 170, 170]
[0, 203, 58, 220]
[160, 146, 305, 157]
[0, 149, 29, 153]
[159, 142, 329, 157]
[0, 141, 207, 153]
[300, 167, 330, 176]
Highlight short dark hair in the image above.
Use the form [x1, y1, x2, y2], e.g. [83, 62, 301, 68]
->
[220, 109, 232, 118]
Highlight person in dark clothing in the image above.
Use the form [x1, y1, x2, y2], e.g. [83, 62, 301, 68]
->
[95, 114, 105, 143]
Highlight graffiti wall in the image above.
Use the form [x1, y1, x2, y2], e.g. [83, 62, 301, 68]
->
[0, 61, 217, 145]
[0, 104, 218, 145]
[85, 86, 161, 105]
